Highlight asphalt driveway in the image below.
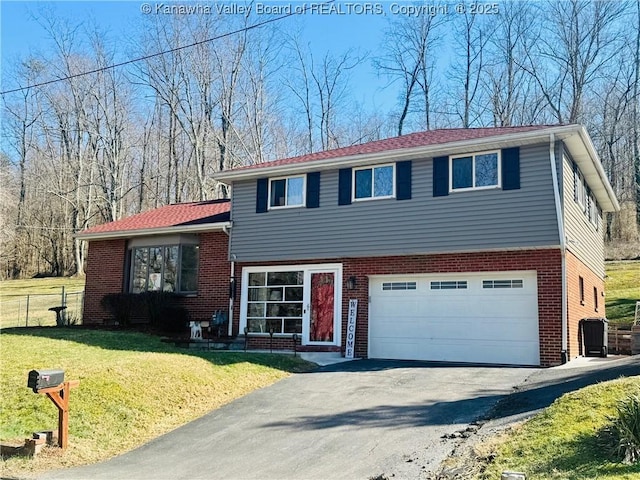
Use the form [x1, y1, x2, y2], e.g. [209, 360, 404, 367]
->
[41, 360, 535, 480]
[40, 356, 639, 480]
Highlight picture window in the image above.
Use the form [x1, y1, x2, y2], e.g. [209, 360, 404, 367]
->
[130, 244, 198, 294]
[247, 270, 304, 334]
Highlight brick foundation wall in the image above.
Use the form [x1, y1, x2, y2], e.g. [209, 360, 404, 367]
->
[83, 239, 127, 324]
[234, 249, 564, 367]
[82, 231, 230, 325]
[566, 250, 606, 359]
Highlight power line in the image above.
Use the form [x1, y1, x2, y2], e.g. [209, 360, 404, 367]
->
[1, 1, 335, 96]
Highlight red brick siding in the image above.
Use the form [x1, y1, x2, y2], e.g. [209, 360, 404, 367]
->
[234, 249, 564, 367]
[244, 336, 341, 352]
[83, 239, 127, 324]
[176, 231, 230, 321]
[82, 232, 230, 325]
[566, 250, 606, 359]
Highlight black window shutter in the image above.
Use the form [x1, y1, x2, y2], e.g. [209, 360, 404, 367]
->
[502, 147, 520, 190]
[433, 157, 449, 197]
[338, 168, 352, 205]
[396, 161, 412, 200]
[256, 178, 268, 213]
[306, 172, 320, 208]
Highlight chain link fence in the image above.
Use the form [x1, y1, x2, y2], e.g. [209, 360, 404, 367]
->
[0, 289, 84, 329]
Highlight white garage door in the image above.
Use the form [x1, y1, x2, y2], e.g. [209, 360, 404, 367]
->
[369, 271, 539, 365]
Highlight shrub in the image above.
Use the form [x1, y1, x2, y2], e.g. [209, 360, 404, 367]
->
[611, 391, 640, 464]
[139, 291, 176, 328]
[100, 291, 187, 334]
[160, 305, 190, 334]
[100, 293, 140, 326]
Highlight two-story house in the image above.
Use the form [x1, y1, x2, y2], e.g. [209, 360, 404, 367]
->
[214, 124, 618, 367]
[80, 125, 619, 367]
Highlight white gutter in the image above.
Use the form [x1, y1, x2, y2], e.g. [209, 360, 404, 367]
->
[548, 133, 568, 363]
[223, 225, 235, 337]
[75, 221, 232, 241]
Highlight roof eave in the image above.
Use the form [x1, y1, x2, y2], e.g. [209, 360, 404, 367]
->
[75, 221, 232, 241]
[214, 125, 580, 183]
[559, 126, 620, 212]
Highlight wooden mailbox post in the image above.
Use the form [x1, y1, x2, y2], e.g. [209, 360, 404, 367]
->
[37, 381, 80, 449]
[28, 370, 79, 450]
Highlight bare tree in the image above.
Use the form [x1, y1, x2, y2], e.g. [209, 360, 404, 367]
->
[1, 59, 44, 277]
[211, 21, 247, 197]
[482, 1, 544, 126]
[285, 37, 364, 152]
[375, 12, 446, 135]
[0, 153, 18, 279]
[448, 11, 491, 127]
[86, 26, 138, 225]
[521, 0, 627, 124]
[633, 0, 640, 227]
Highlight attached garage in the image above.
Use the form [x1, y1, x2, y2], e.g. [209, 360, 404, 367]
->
[368, 271, 540, 365]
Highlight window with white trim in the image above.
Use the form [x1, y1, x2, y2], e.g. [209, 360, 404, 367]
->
[430, 281, 468, 290]
[589, 194, 600, 228]
[130, 244, 198, 294]
[574, 167, 587, 211]
[246, 271, 304, 334]
[450, 151, 500, 191]
[353, 164, 395, 200]
[269, 175, 305, 208]
[482, 279, 523, 289]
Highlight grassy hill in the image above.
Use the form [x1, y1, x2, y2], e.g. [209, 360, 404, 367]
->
[605, 261, 640, 326]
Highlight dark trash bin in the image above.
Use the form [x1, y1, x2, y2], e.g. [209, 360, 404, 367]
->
[579, 317, 608, 358]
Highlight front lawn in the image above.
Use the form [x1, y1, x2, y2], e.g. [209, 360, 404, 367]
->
[0, 328, 314, 478]
[605, 261, 640, 326]
[478, 376, 640, 479]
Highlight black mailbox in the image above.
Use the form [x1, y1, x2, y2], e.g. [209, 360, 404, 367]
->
[28, 369, 65, 393]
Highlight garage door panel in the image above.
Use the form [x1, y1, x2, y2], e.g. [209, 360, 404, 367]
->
[372, 338, 424, 360]
[369, 272, 540, 365]
[376, 301, 421, 316]
[372, 339, 540, 365]
[372, 319, 422, 337]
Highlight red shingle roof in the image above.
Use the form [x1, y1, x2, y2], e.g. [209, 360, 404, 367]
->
[231, 126, 554, 172]
[79, 200, 230, 237]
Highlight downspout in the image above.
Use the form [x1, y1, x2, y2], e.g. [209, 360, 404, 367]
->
[223, 224, 234, 337]
[549, 134, 569, 364]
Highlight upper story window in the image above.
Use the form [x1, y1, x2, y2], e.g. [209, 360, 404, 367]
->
[588, 193, 600, 229]
[573, 164, 587, 211]
[573, 162, 601, 228]
[269, 175, 305, 209]
[450, 151, 500, 191]
[130, 244, 199, 294]
[353, 164, 395, 200]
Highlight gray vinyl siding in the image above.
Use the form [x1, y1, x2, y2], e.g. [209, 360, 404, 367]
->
[561, 149, 605, 277]
[229, 143, 561, 262]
